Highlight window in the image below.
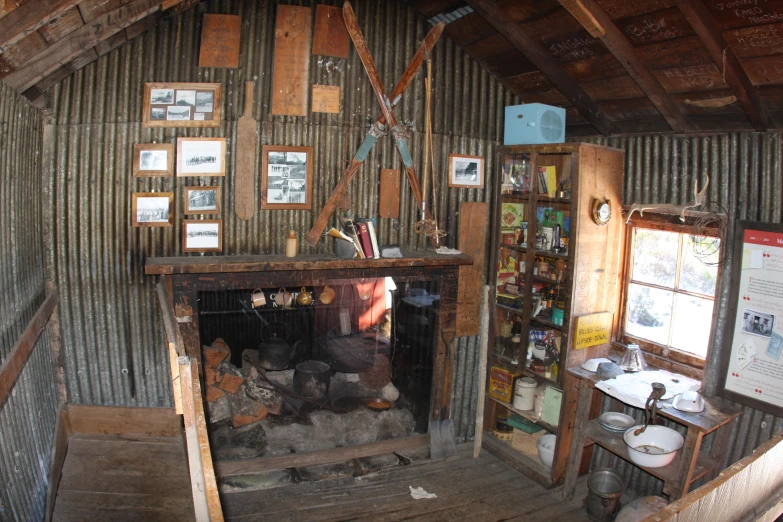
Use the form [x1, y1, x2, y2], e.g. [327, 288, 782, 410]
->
[622, 218, 721, 365]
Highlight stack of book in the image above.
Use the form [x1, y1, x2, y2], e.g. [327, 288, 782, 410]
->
[337, 217, 380, 259]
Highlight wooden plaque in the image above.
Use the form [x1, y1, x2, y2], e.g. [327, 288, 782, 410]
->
[312, 84, 340, 113]
[456, 202, 488, 337]
[271, 5, 311, 116]
[198, 14, 241, 69]
[378, 169, 400, 219]
[312, 4, 349, 58]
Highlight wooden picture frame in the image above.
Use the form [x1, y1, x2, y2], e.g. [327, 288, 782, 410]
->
[142, 83, 222, 128]
[717, 220, 783, 417]
[132, 143, 174, 177]
[176, 137, 226, 177]
[182, 220, 223, 252]
[260, 145, 313, 210]
[131, 192, 173, 227]
[184, 186, 221, 215]
[448, 154, 485, 189]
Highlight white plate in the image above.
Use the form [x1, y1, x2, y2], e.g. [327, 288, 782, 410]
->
[599, 412, 636, 429]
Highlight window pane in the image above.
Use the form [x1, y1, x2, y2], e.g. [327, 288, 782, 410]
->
[670, 294, 714, 357]
[626, 283, 672, 345]
[680, 235, 720, 295]
[632, 228, 678, 287]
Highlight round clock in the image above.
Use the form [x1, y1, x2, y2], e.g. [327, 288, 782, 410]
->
[592, 198, 611, 226]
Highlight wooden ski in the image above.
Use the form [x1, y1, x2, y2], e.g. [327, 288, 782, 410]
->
[305, 17, 444, 247]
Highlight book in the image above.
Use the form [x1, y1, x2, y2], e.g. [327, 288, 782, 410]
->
[356, 222, 374, 258]
[537, 167, 548, 195]
[338, 217, 365, 258]
[544, 166, 557, 198]
[500, 203, 525, 231]
[357, 218, 380, 258]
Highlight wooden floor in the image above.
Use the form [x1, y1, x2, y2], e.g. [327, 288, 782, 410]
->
[221, 444, 593, 521]
[52, 433, 195, 521]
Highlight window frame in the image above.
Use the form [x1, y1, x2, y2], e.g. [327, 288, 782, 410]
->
[618, 212, 723, 374]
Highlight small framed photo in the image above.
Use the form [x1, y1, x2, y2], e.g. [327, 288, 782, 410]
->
[132, 143, 174, 177]
[177, 137, 226, 177]
[183, 220, 222, 252]
[185, 186, 221, 215]
[261, 145, 313, 210]
[143, 83, 221, 128]
[448, 154, 484, 189]
[132, 192, 173, 227]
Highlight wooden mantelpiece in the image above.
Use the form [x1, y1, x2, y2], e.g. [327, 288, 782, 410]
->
[145, 253, 472, 421]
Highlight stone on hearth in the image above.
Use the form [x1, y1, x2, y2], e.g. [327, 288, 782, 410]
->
[206, 385, 225, 403]
[241, 349, 260, 379]
[218, 361, 244, 394]
[206, 394, 230, 424]
[204, 339, 230, 369]
[244, 378, 284, 416]
[380, 382, 400, 402]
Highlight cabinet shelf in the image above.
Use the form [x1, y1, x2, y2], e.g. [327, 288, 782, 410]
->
[490, 353, 562, 390]
[482, 431, 553, 487]
[536, 195, 571, 204]
[533, 249, 568, 260]
[501, 193, 531, 201]
[531, 315, 565, 331]
[488, 396, 557, 434]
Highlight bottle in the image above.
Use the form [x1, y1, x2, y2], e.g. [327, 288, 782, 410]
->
[285, 230, 298, 257]
[510, 334, 522, 365]
[500, 312, 513, 338]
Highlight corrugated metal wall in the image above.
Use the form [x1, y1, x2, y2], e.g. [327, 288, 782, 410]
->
[583, 133, 783, 495]
[0, 84, 59, 521]
[43, 0, 513, 428]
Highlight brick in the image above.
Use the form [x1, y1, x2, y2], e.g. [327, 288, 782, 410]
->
[205, 366, 222, 386]
[219, 372, 244, 394]
[206, 385, 225, 403]
[231, 402, 268, 428]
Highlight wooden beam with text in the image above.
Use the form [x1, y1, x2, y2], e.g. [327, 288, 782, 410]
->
[0, 0, 82, 51]
[677, 0, 770, 131]
[465, 0, 616, 136]
[559, 0, 688, 133]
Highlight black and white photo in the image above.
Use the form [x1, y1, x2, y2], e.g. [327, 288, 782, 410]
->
[139, 150, 168, 171]
[150, 107, 166, 120]
[176, 138, 226, 176]
[132, 143, 173, 177]
[150, 88, 174, 104]
[261, 146, 313, 210]
[742, 308, 775, 338]
[448, 154, 484, 188]
[132, 193, 173, 227]
[185, 186, 220, 214]
[167, 106, 191, 121]
[183, 220, 222, 252]
[176, 90, 196, 107]
[196, 91, 214, 112]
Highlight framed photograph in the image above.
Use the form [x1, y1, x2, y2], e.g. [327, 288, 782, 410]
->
[185, 186, 221, 215]
[261, 145, 313, 210]
[448, 154, 484, 189]
[183, 219, 222, 252]
[131, 192, 173, 227]
[177, 137, 226, 177]
[132, 143, 174, 177]
[142, 83, 221, 128]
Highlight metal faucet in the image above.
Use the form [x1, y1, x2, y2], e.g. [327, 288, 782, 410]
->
[634, 382, 666, 436]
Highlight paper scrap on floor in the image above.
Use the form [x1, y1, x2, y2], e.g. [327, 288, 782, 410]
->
[595, 370, 701, 409]
[410, 486, 437, 499]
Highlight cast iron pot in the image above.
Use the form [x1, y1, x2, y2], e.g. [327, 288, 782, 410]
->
[293, 360, 332, 400]
[259, 322, 294, 371]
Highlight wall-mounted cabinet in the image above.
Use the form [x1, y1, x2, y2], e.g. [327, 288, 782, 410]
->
[482, 143, 625, 487]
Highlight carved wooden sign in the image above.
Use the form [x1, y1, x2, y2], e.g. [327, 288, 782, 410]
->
[271, 5, 312, 116]
[199, 14, 241, 69]
[311, 84, 340, 113]
[312, 4, 350, 58]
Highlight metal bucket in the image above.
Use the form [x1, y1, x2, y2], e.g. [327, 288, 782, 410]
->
[584, 469, 623, 522]
[293, 360, 331, 400]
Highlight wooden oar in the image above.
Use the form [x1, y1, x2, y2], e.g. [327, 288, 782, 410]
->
[235, 81, 257, 220]
[305, 20, 444, 247]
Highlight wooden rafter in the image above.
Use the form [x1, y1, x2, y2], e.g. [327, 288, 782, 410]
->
[0, 0, 83, 51]
[559, 0, 689, 133]
[4, 0, 169, 92]
[677, 0, 770, 131]
[465, 0, 616, 136]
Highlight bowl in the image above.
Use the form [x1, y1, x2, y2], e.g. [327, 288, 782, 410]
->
[673, 391, 705, 413]
[537, 434, 556, 468]
[623, 425, 684, 468]
[581, 357, 612, 372]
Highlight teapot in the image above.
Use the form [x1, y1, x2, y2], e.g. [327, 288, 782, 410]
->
[259, 322, 294, 370]
[296, 287, 313, 306]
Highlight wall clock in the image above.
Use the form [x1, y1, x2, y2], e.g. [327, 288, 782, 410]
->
[592, 198, 611, 226]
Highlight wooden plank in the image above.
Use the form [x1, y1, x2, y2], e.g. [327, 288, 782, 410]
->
[156, 278, 183, 413]
[66, 404, 181, 436]
[466, 0, 617, 135]
[4, 0, 160, 92]
[378, 168, 400, 219]
[0, 290, 58, 406]
[679, 0, 772, 131]
[44, 407, 70, 522]
[198, 14, 241, 69]
[216, 433, 429, 477]
[235, 81, 257, 221]
[653, 62, 727, 93]
[559, 0, 689, 132]
[614, 6, 694, 45]
[703, 0, 783, 31]
[311, 4, 349, 58]
[744, 54, 783, 85]
[562, 378, 593, 499]
[52, 490, 195, 522]
[0, 31, 48, 77]
[474, 285, 490, 458]
[270, 5, 311, 116]
[456, 202, 488, 337]
[22, 48, 98, 101]
[77, 0, 131, 23]
[37, 6, 83, 43]
[0, 0, 81, 50]
[724, 22, 783, 58]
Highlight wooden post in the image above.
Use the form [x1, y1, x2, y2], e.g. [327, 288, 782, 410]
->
[156, 278, 183, 414]
[179, 358, 210, 520]
[562, 378, 593, 500]
[474, 285, 490, 458]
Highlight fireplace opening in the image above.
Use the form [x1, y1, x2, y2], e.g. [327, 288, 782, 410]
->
[197, 277, 440, 463]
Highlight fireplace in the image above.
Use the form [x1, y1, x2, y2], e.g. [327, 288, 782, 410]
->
[146, 254, 469, 469]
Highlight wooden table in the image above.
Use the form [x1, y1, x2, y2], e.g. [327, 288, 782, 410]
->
[563, 366, 742, 501]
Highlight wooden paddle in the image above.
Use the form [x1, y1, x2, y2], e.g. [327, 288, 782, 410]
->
[235, 81, 257, 220]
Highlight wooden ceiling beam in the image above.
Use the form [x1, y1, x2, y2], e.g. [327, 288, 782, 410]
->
[465, 0, 617, 136]
[0, 0, 83, 52]
[677, 0, 770, 131]
[559, 0, 689, 133]
[4, 0, 164, 92]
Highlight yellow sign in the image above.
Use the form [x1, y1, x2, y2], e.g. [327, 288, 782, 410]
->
[574, 312, 613, 349]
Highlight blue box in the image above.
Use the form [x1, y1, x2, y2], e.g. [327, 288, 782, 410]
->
[504, 103, 566, 145]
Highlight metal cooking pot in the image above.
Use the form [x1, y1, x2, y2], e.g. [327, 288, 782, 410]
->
[293, 360, 331, 400]
[258, 322, 294, 370]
